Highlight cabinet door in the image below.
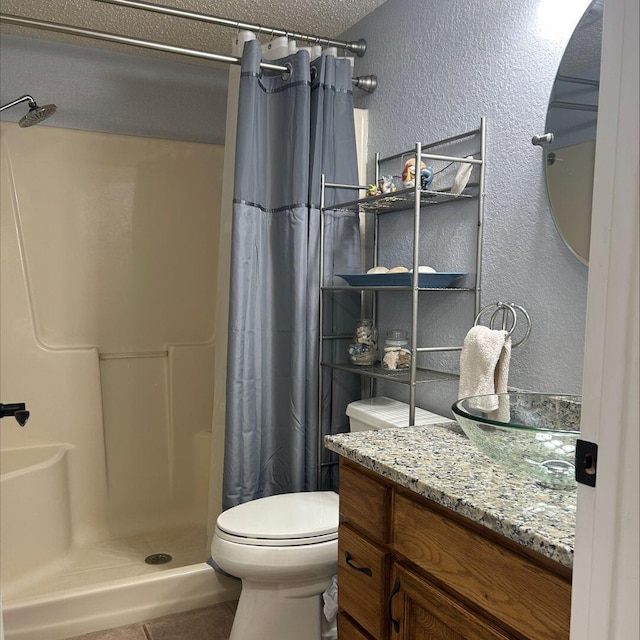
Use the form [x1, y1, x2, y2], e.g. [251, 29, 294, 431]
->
[393, 493, 571, 639]
[388, 565, 512, 640]
[338, 524, 389, 639]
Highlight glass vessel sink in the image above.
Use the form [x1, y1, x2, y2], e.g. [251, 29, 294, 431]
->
[452, 393, 581, 489]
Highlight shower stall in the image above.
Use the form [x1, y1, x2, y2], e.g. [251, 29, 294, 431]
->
[0, 116, 240, 639]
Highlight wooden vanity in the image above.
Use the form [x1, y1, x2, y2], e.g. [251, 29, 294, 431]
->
[325, 424, 575, 640]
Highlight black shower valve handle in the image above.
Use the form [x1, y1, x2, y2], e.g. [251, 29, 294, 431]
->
[14, 410, 30, 427]
[0, 402, 30, 426]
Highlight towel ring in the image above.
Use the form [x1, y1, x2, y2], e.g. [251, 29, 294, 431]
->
[474, 302, 531, 348]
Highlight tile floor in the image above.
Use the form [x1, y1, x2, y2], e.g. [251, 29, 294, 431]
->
[63, 602, 238, 640]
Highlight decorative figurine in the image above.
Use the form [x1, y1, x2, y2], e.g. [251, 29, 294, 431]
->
[420, 165, 434, 191]
[402, 158, 427, 188]
[378, 175, 396, 194]
[367, 175, 396, 196]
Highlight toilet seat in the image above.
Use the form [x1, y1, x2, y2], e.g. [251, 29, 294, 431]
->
[216, 491, 339, 547]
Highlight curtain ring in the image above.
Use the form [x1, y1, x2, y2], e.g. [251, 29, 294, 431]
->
[281, 61, 293, 81]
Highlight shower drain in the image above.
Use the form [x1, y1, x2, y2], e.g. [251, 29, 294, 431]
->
[145, 553, 173, 565]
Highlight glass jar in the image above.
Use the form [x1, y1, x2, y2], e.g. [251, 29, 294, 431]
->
[348, 319, 378, 366]
[382, 329, 412, 370]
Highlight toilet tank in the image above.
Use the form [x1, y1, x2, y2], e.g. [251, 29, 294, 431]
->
[346, 397, 447, 432]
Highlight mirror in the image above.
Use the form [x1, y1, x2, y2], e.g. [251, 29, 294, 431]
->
[542, 0, 603, 265]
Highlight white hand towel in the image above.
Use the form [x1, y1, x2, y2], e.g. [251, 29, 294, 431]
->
[458, 326, 512, 412]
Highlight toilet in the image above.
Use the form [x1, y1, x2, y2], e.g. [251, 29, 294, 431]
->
[211, 491, 340, 640]
[211, 398, 447, 640]
[346, 396, 448, 431]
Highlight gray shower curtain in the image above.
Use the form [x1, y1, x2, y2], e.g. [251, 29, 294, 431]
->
[223, 40, 361, 509]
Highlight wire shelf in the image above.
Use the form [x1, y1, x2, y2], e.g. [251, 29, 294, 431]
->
[325, 186, 477, 215]
[322, 362, 458, 385]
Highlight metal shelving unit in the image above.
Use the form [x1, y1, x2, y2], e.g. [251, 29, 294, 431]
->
[317, 117, 486, 487]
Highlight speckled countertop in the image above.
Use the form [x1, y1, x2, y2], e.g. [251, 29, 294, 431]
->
[325, 422, 576, 568]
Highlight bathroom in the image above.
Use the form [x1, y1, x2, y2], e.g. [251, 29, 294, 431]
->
[0, 0, 637, 639]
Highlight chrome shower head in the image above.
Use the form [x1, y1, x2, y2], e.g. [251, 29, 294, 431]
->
[19, 101, 57, 127]
[0, 94, 57, 127]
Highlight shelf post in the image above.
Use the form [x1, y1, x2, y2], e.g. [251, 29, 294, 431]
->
[474, 117, 487, 317]
[317, 173, 327, 490]
[409, 143, 422, 426]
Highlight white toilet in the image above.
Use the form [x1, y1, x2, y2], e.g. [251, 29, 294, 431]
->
[211, 398, 447, 640]
[346, 396, 448, 431]
[211, 491, 340, 640]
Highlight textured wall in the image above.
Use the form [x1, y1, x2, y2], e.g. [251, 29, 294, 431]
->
[0, 34, 228, 143]
[342, 0, 591, 416]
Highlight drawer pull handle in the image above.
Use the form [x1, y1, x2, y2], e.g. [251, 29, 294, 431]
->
[388, 577, 401, 633]
[344, 551, 373, 576]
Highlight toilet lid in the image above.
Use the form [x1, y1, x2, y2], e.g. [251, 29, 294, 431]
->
[216, 491, 339, 544]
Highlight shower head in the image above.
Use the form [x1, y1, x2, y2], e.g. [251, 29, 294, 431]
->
[19, 101, 57, 127]
[0, 94, 57, 127]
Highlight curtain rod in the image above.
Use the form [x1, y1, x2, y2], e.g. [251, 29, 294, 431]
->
[0, 14, 378, 92]
[92, 0, 367, 57]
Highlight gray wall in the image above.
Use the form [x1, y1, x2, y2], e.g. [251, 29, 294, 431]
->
[0, 34, 228, 143]
[342, 0, 590, 416]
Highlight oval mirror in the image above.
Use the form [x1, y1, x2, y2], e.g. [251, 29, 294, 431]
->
[542, 0, 603, 265]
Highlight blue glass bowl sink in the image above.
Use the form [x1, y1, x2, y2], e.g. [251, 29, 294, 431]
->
[451, 393, 581, 489]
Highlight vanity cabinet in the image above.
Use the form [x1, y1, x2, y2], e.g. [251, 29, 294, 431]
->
[337, 458, 572, 640]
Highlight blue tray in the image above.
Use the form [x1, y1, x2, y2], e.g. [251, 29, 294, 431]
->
[337, 272, 468, 288]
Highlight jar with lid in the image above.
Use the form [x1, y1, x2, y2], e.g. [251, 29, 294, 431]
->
[382, 329, 412, 370]
[348, 319, 378, 366]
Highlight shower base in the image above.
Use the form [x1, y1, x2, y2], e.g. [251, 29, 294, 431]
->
[2, 525, 241, 640]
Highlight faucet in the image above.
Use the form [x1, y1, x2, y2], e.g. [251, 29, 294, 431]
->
[0, 402, 30, 427]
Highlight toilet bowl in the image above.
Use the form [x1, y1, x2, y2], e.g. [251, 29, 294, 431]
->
[211, 491, 339, 640]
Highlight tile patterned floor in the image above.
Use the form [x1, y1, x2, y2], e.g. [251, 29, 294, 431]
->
[63, 602, 237, 640]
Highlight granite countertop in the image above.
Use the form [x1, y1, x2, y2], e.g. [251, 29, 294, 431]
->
[325, 421, 576, 568]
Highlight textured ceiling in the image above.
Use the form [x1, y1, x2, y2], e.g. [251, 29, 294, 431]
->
[0, 0, 386, 67]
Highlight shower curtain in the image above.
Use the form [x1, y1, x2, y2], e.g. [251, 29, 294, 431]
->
[223, 39, 361, 508]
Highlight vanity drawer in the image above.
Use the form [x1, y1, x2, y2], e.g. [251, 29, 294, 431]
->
[337, 613, 372, 640]
[338, 524, 389, 640]
[393, 492, 571, 640]
[339, 461, 390, 543]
